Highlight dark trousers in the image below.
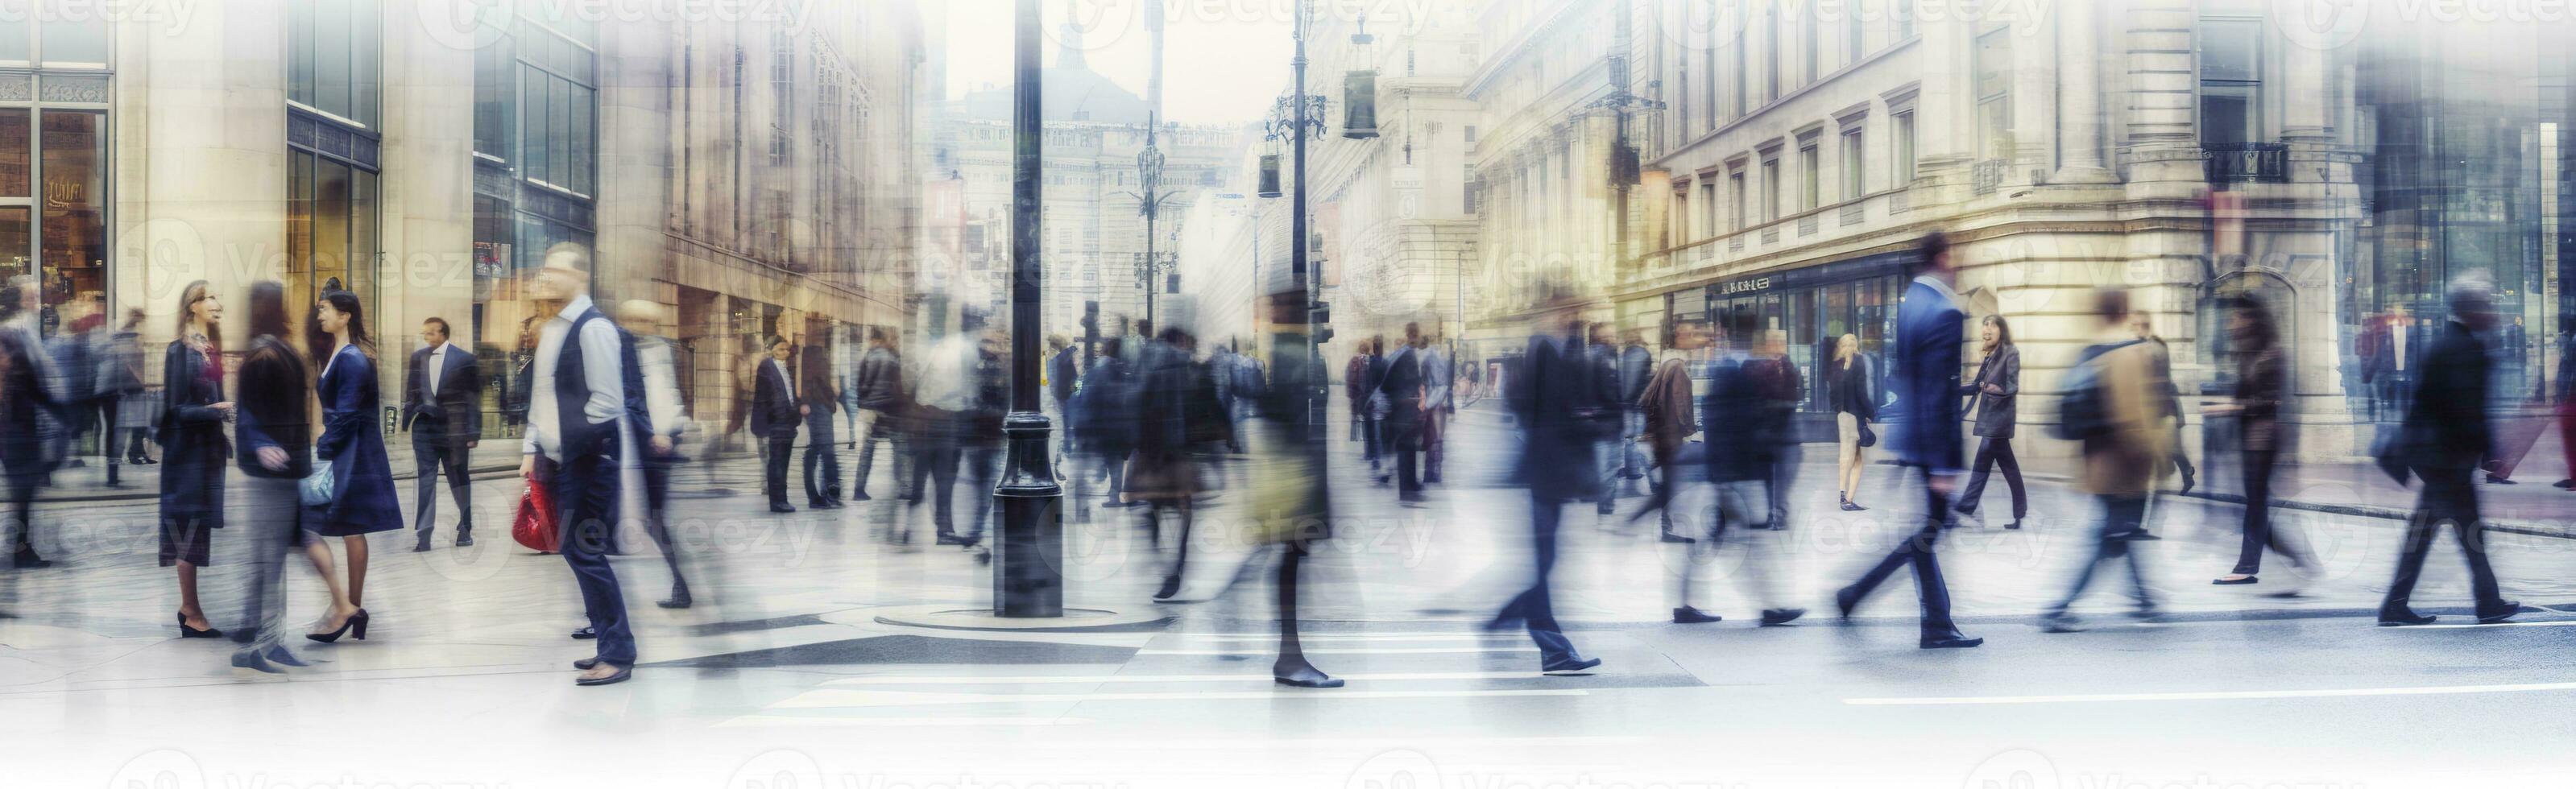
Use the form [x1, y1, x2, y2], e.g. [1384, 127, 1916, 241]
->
[548, 452, 634, 666]
[2233, 448, 2308, 575]
[1422, 407, 1446, 481]
[909, 411, 963, 535]
[802, 412, 841, 505]
[2050, 494, 2156, 616]
[411, 437, 473, 539]
[853, 412, 907, 498]
[1389, 407, 1421, 494]
[99, 397, 121, 484]
[762, 432, 796, 506]
[1957, 436, 2027, 520]
[3, 458, 35, 560]
[960, 444, 1000, 540]
[1498, 492, 1580, 663]
[1844, 465, 1959, 635]
[1360, 414, 1382, 469]
[2383, 465, 2507, 614]
[643, 451, 689, 599]
[1768, 443, 1801, 528]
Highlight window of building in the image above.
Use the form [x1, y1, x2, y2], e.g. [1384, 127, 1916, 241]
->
[1729, 168, 1747, 231]
[2198, 17, 2264, 145]
[1895, 0, 1915, 39]
[0, 12, 112, 320]
[472, 30, 514, 159]
[1893, 110, 1917, 186]
[288, 0, 379, 129]
[1731, 23, 1748, 118]
[1973, 27, 2012, 161]
[1802, 0, 1820, 85]
[1846, 3, 1865, 64]
[1699, 180, 1717, 238]
[1761, 155, 1781, 221]
[514, 18, 597, 196]
[1841, 126, 1866, 199]
[1799, 142, 1820, 211]
[1762, 6, 1779, 103]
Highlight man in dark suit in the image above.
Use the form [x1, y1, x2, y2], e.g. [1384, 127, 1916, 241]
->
[1374, 323, 1427, 503]
[1495, 283, 1606, 675]
[2380, 271, 2520, 626]
[752, 335, 803, 514]
[520, 246, 649, 686]
[404, 317, 482, 551]
[1833, 232, 1982, 649]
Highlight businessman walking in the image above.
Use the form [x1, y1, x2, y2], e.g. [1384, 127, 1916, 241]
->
[405, 317, 482, 551]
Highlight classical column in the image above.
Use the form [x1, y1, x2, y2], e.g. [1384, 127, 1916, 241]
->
[2010, 6, 2056, 187]
[2051, 0, 2116, 183]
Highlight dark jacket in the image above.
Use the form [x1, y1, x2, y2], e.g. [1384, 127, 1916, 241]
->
[750, 357, 799, 439]
[1704, 357, 1786, 483]
[1047, 345, 1078, 406]
[1830, 356, 1876, 421]
[403, 342, 483, 444]
[1507, 333, 1607, 501]
[313, 344, 402, 533]
[2235, 342, 2285, 453]
[1966, 344, 2019, 438]
[854, 345, 905, 412]
[97, 328, 146, 396]
[2401, 320, 2494, 472]
[235, 336, 312, 479]
[1891, 277, 1967, 473]
[1075, 356, 1137, 457]
[1374, 345, 1425, 442]
[800, 348, 839, 415]
[156, 339, 226, 522]
[1617, 344, 1655, 406]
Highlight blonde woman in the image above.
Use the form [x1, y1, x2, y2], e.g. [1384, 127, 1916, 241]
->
[1830, 334, 1876, 510]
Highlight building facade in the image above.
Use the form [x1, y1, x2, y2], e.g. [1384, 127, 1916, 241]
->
[106, 0, 921, 446]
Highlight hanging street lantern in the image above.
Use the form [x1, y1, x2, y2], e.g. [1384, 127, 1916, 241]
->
[1341, 16, 1377, 139]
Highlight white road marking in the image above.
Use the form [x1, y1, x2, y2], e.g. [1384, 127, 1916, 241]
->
[1158, 632, 1514, 642]
[824, 671, 1535, 686]
[716, 715, 1089, 728]
[1138, 646, 1530, 655]
[2382, 619, 2576, 630]
[772, 688, 1588, 708]
[1845, 681, 2576, 706]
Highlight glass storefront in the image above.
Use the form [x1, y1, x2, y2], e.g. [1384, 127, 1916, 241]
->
[287, 0, 381, 324]
[1671, 250, 1907, 441]
[471, 6, 599, 434]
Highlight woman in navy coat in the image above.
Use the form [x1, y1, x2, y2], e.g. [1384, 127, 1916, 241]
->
[304, 290, 400, 643]
[159, 280, 230, 638]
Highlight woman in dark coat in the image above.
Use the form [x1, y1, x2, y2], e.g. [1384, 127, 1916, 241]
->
[1130, 329, 1206, 601]
[159, 280, 231, 638]
[1954, 315, 2026, 529]
[304, 290, 400, 643]
[230, 281, 322, 672]
[2213, 298, 2313, 586]
[1829, 334, 1877, 511]
[1077, 336, 1137, 508]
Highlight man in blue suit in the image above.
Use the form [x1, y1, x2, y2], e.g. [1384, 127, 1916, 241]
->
[1832, 233, 1982, 649]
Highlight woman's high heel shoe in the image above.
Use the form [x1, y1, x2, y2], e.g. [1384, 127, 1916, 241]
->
[306, 609, 368, 643]
[177, 611, 223, 638]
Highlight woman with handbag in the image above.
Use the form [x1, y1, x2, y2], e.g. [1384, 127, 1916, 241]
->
[304, 290, 403, 643]
[159, 281, 231, 639]
[1831, 333, 1878, 511]
[1954, 316, 2027, 529]
[230, 281, 325, 672]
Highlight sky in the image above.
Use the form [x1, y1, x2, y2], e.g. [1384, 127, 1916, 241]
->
[935, 0, 1298, 125]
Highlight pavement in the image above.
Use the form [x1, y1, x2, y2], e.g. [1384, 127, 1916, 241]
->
[3, 406, 2574, 787]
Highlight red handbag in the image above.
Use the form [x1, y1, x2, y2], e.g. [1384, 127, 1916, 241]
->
[511, 473, 561, 553]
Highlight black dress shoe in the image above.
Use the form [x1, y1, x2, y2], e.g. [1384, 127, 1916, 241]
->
[455, 534, 474, 547]
[2125, 531, 2164, 541]
[851, 492, 873, 501]
[575, 665, 632, 686]
[1153, 576, 1182, 601]
[177, 612, 224, 639]
[230, 651, 285, 674]
[2487, 474, 2517, 485]
[1759, 608, 1806, 626]
[2555, 478, 2576, 490]
[1671, 606, 1722, 624]
[574, 656, 601, 670]
[2377, 610, 2437, 626]
[1274, 658, 1343, 688]
[412, 535, 433, 552]
[769, 503, 797, 514]
[935, 534, 967, 547]
[13, 554, 52, 569]
[2040, 614, 2084, 634]
[2179, 467, 2197, 495]
[658, 595, 693, 609]
[306, 609, 367, 643]
[1834, 585, 1862, 619]
[571, 626, 598, 639]
[1540, 655, 1603, 675]
[1659, 528, 1693, 543]
[1920, 634, 1985, 649]
[2478, 601, 2524, 624]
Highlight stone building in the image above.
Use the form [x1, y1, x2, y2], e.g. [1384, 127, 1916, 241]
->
[103, 0, 921, 444]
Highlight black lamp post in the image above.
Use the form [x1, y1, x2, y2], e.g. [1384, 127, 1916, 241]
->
[1252, 0, 1340, 689]
[1128, 120, 1179, 333]
[993, 0, 1063, 618]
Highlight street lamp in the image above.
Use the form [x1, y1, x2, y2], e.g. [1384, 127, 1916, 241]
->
[1125, 118, 1181, 333]
[992, 0, 1064, 618]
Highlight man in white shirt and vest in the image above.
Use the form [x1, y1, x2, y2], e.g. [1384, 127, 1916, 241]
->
[519, 244, 650, 686]
[752, 334, 804, 513]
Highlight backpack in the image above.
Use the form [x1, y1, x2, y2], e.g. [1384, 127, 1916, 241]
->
[2051, 339, 2143, 442]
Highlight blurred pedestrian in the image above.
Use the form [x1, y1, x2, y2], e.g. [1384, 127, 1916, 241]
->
[1677, 313, 1804, 626]
[229, 281, 317, 673]
[751, 335, 801, 514]
[1493, 280, 1607, 675]
[403, 316, 482, 551]
[302, 290, 401, 643]
[1075, 337, 1137, 511]
[801, 328, 844, 510]
[1418, 336, 1450, 485]
[851, 326, 909, 504]
[157, 280, 226, 633]
[520, 246, 646, 685]
[2379, 271, 2520, 626]
[2131, 312, 2194, 502]
[2557, 317, 2576, 490]
[957, 323, 1008, 550]
[2210, 298, 2313, 588]
[1829, 333, 1874, 512]
[0, 278, 54, 568]
[1136, 328, 1210, 600]
[97, 307, 150, 484]
[620, 300, 694, 609]
[1749, 328, 1800, 531]
[1631, 320, 1704, 538]
[1374, 324, 1427, 504]
[1954, 315, 2026, 530]
[2041, 290, 2169, 632]
[1585, 322, 1625, 517]
[1832, 233, 1982, 649]
[909, 324, 978, 541]
[49, 293, 101, 472]
[1617, 328, 1655, 491]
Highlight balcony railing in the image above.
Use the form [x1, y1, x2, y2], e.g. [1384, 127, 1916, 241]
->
[2203, 143, 2288, 184]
